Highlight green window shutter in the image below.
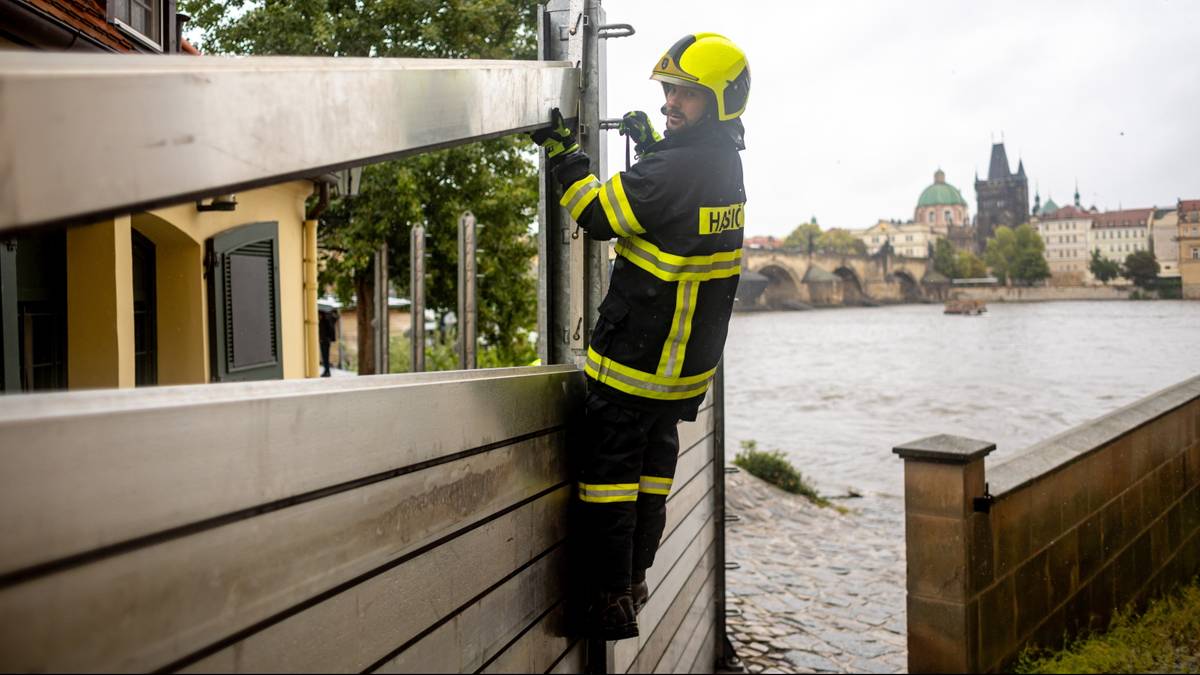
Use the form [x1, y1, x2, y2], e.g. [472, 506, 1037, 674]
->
[207, 222, 283, 382]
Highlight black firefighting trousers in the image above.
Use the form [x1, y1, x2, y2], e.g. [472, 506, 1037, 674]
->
[576, 388, 683, 593]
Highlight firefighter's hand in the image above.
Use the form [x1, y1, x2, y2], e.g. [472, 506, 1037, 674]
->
[618, 110, 662, 156]
[530, 108, 579, 160]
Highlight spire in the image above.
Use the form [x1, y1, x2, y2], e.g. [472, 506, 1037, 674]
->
[1074, 179, 1081, 207]
[1033, 188, 1041, 215]
[987, 142, 1011, 180]
[934, 168, 945, 184]
[1016, 158, 1025, 177]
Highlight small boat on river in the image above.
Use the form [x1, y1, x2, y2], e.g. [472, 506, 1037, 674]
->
[944, 299, 987, 315]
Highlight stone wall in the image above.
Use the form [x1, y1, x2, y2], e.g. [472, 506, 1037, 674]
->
[895, 375, 1200, 672]
[953, 286, 1130, 302]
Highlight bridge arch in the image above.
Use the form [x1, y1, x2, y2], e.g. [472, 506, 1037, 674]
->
[833, 266, 868, 305]
[757, 264, 805, 309]
[893, 270, 922, 302]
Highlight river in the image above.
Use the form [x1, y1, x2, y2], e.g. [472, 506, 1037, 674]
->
[723, 300, 1200, 497]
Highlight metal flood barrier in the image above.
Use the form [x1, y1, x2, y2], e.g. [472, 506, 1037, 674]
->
[0, 1, 729, 672]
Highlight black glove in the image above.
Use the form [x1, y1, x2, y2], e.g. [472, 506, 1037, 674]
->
[618, 110, 662, 157]
[530, 108, 580, 165]
[530, 108, 590, 185]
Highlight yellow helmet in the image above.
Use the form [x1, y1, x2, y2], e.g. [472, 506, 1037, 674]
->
[650, 33, 750, 121]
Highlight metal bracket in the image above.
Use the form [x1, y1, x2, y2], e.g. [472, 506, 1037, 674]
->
[558, 12, 588, 40]
[598, 118, 621, 131]
[723, 514, 741, 523]
[723, 561, 741, 570]
[724, 466, 741, 475]
[973, 482, 995, 513]
[597, 23, 634, 39]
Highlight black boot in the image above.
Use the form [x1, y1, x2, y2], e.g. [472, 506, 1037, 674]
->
[587, 589, 639, 641]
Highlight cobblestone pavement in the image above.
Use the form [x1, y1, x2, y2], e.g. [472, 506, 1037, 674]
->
[724, 471, 908, 673]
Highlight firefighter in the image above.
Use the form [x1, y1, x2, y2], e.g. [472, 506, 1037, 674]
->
[532, 33, 750, 640]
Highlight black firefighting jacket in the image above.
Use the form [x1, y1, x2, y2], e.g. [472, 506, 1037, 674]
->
[555, 119, 746, 417]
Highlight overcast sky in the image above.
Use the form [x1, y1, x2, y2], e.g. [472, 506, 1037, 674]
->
[598, 0, 1200, 237]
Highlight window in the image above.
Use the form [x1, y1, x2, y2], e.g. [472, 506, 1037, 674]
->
[944, 209, 951, 224]
[207, 222, 283, 382]
[1193, 247, 1200, 260]
[108, 0, 163, 50]
[928, 211, 934, 224]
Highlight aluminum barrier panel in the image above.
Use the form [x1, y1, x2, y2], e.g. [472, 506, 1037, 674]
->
[0, 366, 722, 673]
[0, 54, 578, 232]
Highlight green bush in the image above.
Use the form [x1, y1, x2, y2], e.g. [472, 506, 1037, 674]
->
[1015, 577, 1200, 673]
[733, 440, 833, 508]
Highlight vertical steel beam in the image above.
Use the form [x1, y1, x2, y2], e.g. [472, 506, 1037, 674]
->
[373, 243, 390, 374]
[457, 211, 477, 370]
[538, 0, 608, 368]
[409, 226, 426, 372]
[713, 362, 735, 671]
[0, 238, 17, 392]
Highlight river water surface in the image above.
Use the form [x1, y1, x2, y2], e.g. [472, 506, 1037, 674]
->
[723, 301, 1200, 497]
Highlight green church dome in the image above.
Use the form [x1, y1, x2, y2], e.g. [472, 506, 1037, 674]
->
[917, 169, 968, 207]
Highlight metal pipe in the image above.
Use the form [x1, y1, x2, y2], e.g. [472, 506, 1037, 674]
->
[457, 211, 477, 370]
[303, 219, 320, 378]
[410, 226, 425, 372]
[373, 243, 389, 374]
[0, 55, 578, 233]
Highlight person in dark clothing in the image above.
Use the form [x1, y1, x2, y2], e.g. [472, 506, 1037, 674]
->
[532, 32, 750, 640]
[318, 305, 339, 377]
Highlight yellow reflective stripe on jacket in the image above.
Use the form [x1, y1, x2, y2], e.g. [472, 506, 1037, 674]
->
[560, 174, 602, 221]
[578, 482, 639, 503]
[657, 280, 700, 377]
[614, 236, 742, 282]
[585, 346, 714, 401]
[639, 475, 673, 496]
[597, 174, 646, 237]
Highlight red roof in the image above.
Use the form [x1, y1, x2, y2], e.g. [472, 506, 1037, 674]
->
[1042, 205, 1091, 220]
[1091, 208, 1153, 229]
[1179, 199, 1200, 214]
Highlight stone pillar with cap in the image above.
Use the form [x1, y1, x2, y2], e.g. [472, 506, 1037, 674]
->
[893, 434, 995, 674]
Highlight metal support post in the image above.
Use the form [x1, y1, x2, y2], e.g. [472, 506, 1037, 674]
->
[409, 226, 426, 372]
[372, 243, 389, 374]
[538, 0, 609, 367]
[0, 239, 17, 392]
[457, 211, 478, 370]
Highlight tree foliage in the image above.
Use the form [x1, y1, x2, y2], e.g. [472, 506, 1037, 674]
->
[783, 222, 866, 255]
[182, 0, 541, 370]
[1122, 250, 1160, 289]
[932, 238, 958, 278]
[956, 251, 988, 279]
[984, 224, 1049, 286]
[1089, 249, 1122, 285]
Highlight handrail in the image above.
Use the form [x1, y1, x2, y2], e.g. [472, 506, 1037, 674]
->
[0, 54, 578, 232]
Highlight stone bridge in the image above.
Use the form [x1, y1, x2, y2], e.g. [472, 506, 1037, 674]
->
[742, 248, 949, 309]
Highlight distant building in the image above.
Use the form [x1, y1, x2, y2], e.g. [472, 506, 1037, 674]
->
[1150, 207, 1180, 279]
[1035, 204, 1093, 285]
[914, 169, 970, 231]
[744, 235, 783, 250]
[1179, 200, 1200, 299]
[1088, 208, 1154, 266]
[855, 220, 933, 259]
[974, 142, 1030, 250]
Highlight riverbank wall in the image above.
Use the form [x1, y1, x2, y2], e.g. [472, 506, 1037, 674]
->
[952, 286, 1131, 302]
[894, 375, 1200, 673]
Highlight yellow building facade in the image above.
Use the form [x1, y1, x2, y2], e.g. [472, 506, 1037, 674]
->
[1180, 200, 1200, 300]
[2, 183, 321, 392]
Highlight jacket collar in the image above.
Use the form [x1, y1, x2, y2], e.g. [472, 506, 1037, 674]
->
[657, 117, 746, 152]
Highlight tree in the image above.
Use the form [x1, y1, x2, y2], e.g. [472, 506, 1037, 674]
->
[984, 224, 1049, 286]
[183, 0, 540, 371]
[932, 238, 959, 278]
[1123, 250, 1160, 290]
[1089, 249, 1121, 285]
[955, 251, 988, 279]
[815, 228, 867, 256]
[784, 222, 821, 252]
